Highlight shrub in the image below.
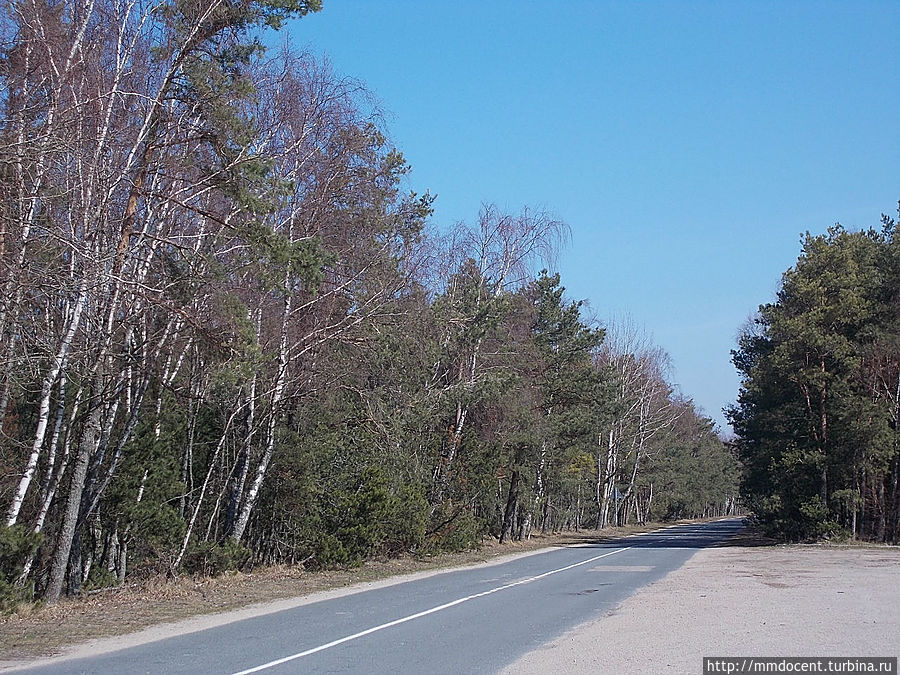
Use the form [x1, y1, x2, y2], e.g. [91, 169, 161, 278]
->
[182, 539, 252, 577]
[0, 525, 41, 615]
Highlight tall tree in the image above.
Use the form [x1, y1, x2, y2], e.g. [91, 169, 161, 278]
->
[594, 319, 681, 527]
[730, 221, 900, 541]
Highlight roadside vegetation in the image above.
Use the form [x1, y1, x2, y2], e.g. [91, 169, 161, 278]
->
[730, 214, 900, 543]
[0, 0, 739, 614]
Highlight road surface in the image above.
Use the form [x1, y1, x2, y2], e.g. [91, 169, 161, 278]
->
[13, 518, 744, 674]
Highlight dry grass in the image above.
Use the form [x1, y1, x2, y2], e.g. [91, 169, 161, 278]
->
[0, 523, 663, 662]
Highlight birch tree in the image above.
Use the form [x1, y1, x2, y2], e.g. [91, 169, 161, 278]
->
[594, 318, 681, 527]
[0, 0, 322, 602]
[428, 206, 567, 515]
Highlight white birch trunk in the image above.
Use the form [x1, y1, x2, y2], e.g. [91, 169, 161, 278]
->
[6, 284, 88, 526]
[230, 297, 291, 543]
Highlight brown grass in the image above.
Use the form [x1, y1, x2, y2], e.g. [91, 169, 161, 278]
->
[0, 523, 664, 662]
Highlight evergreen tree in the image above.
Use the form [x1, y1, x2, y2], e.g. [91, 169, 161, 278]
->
[730, 221, 900, 541]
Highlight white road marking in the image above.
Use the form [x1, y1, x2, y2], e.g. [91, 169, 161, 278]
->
[231, 546, 632, 675]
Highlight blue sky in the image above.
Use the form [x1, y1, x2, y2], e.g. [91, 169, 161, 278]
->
[287, 1, 900, 431]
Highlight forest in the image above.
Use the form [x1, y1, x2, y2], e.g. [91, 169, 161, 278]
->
[730, 217, 900, 543]
[0, 0, 739, 609]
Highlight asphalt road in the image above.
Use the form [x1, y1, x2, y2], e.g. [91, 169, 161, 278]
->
[15, 518, 744, 674]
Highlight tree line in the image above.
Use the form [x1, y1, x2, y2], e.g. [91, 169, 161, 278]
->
[729, 215, 900, 542]
[0, 0, 738, 609]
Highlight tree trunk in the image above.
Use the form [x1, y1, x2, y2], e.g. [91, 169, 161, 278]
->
[45, 400, 103, 604]
[226, 374, 257, 536]
[231, 298, 290, 544]
[597, 428, 616, 528]
[6, 288, 86, 526]
[891, 451, 900, 543]
[819, 358, 829, 504]
[534, 441, 547, 535]
[500, 470, 520, 544]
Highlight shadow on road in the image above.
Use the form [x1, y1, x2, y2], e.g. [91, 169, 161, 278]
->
[562, 519, 776, 550]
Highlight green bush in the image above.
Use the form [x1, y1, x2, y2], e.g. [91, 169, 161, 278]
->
[304, 469, 429, 567]
[182, 539, 252, 576]
[383, 485, 428, 553]
[84, 565, 118, 592]
[425, 505, 483, 553]
[334, 467, 395, 561]
[0, 525, 41, 615]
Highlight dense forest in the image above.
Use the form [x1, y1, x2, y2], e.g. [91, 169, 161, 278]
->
[729, 216, 900, 543]
[0, 0, 738, 609]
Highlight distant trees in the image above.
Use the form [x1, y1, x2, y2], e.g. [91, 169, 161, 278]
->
[594, 319, 682, 528]
[0, 0, 741, 609]
[729, 215, 900, 542]
[642, 399, 740, 522]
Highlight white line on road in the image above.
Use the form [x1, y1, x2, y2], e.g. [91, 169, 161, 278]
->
[232, 546, 632, 675]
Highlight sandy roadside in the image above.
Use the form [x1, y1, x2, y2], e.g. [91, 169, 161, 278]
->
[502, 545, 900, 675]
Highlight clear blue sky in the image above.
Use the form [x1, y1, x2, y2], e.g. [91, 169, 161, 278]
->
[286, 1, 900, 431]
